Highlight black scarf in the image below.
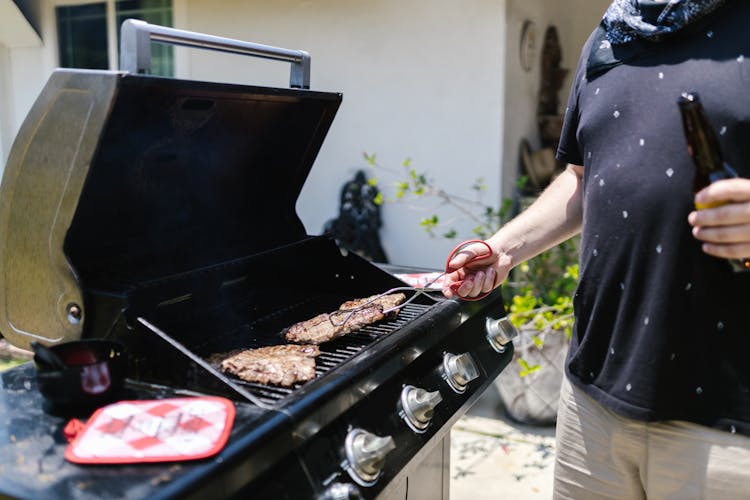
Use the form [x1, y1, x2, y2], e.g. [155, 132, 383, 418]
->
[587, 0, 731, 79]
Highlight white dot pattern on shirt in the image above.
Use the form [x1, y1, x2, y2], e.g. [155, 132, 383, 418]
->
[575, 36, 749, 410]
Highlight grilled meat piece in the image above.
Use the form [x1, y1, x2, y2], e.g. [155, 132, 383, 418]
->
[339, 293, 406, 318]
[219, 344, 320, 387]
[284, 293, 407, 344]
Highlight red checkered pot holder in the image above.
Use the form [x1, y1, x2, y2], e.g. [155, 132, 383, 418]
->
[65, 397, 235, 464]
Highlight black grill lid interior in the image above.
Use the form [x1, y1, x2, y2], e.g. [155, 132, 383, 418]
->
[65, 75, 341, 289]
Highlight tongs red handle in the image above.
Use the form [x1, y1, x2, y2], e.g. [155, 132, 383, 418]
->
[444, 239, 494, 301]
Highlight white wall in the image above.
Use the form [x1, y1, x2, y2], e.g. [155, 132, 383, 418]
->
[502, 0, 610, 199]
[176, 0, 507, 268]
[0, 0, 57, 166]
[0, 0, 609, 270]
[0, 44, 10, 163]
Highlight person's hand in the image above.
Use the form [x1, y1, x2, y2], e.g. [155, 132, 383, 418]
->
[441, 241, 512, 299]
[688, 177, 750, 260]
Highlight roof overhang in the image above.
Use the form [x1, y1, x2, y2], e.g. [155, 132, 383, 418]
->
[0, 0, 42, 48]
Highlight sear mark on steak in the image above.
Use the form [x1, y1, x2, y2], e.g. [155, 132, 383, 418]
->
[284, 292, 406, 344]
[219, 344, 320, 387]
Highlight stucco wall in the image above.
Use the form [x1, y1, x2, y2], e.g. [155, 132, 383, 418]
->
[0, 0, 611, 269]
[0, 0, 56, 165]
[502, 0, 610, 201]
[174, 0, 507, 268]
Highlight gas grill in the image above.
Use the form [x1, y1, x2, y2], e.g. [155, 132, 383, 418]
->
[0, 21, 516, 499]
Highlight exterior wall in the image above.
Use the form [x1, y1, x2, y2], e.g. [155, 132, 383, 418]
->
[0, 0, 57, 165]
[502, 0, 610, 200]
[0, 44, 10, 162]
[174, 0, 508, 268]
[0, 0, 610, 269]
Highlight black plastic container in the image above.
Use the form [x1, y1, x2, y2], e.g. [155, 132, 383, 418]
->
[34, 339, 127, 410]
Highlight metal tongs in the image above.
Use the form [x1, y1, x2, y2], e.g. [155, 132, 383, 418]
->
[332, 240, 494, 326]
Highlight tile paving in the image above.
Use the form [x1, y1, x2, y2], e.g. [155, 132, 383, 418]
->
[450, 386, 556, 499]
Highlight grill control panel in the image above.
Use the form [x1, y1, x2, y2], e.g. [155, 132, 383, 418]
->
[442, 352, 480, 393]
[399, 385, 442, 432]
[284, 292, 513, 499]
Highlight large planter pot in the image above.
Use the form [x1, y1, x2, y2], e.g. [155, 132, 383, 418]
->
[494, 324, 569, 425]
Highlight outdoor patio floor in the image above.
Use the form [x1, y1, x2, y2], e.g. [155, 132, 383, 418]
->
[450, 386, 556, 499]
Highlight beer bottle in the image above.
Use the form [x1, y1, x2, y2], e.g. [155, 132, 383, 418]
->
[678, 91, 750, 272]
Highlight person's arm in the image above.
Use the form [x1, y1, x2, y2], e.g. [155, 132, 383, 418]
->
[688, 178, 750, 260]
[442, 163, 585, 299]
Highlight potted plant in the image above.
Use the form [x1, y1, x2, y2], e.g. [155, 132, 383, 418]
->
[364, 153, 578, 425]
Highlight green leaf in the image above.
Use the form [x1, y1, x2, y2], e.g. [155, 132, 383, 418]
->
[419, 215, 439, 228]
[373, 192, 383, 206]
[363, 152, 377, 166]
[518, 358, 541, 377]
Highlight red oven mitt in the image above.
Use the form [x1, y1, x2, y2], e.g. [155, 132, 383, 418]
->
[64, 396, 235, 464]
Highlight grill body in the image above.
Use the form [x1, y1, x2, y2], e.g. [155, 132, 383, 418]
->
[0, 25, 515, 499]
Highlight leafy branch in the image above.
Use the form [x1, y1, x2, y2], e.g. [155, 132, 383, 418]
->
[363, 152, 579, 371]
[363, 152, 512, 239]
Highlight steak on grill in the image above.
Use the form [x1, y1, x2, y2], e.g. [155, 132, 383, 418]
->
[338, 293, 407, 315]
[219, 344, 321, 387]
[284, 293, 407, 344]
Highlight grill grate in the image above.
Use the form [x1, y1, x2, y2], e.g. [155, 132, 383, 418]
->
[227, 302, 433, 405]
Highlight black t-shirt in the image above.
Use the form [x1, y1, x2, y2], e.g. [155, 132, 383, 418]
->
[557, 1, 750, 435]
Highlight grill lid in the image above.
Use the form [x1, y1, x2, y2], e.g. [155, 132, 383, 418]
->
[0, 68, 341, 349]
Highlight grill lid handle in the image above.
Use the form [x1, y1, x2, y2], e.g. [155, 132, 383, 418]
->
[119, 19, 311, 89]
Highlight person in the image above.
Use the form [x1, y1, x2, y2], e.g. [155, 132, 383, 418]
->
[442, 0, 750, 498]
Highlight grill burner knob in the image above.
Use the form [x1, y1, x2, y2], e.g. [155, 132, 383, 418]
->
[344, 429, 396, 485]
[443, 352, 480, 393]
[318, 482, 364, 500]
[485, 316, 519, 353]
[401, 385, 442, 431]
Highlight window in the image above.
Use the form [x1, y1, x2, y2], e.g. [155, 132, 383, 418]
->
[56, 0, 173, 76]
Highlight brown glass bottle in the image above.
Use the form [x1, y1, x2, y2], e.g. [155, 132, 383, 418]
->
[678, 91, 750, 272]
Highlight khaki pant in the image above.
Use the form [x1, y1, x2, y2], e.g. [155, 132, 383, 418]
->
[553, 376, 750, 500]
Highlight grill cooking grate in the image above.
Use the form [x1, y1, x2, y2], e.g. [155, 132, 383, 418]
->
[228, 302, 433, 405]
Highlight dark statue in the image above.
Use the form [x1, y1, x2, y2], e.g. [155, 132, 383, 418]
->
[323, 170, 388, 263]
